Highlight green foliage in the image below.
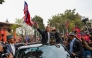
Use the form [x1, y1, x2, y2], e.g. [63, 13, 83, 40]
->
[10, 24, 20, 35]
[11, 18, 23, 31]
[14, 18, 34, 36]
[15, 18, 23, 23]
[0, 0, 4, 4]
[32, 15, 45, 29]
[11, 24, 18, 31]
[32, 15, 45, 39]
[48, 9, 84, 33]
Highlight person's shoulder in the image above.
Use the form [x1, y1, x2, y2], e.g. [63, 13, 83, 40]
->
[6, 43, 10, 48]
[6, 43, 10, 45]
[55, 32, 61, 35]
[74, 39, 81, 43]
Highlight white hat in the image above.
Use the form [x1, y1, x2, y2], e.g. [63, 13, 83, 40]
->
[51, 27, 56, 31]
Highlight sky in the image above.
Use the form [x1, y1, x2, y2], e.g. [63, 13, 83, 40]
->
[0, 0, 92, 26]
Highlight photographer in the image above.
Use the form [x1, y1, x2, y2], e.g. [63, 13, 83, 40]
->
[0, 43, 13, 58]
[0, 44, 3, 57]
[6, 35, 26, 58]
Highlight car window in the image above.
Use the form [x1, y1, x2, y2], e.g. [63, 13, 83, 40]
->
[15, 44, 70, 58]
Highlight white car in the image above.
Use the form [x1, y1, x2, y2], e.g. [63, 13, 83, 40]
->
[15, 43, 71, 58]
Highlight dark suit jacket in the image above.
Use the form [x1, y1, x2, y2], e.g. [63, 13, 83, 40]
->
[54, 32, 63, 43]
[6, 43, 24, 56]
[67, 39, 84, 58]
[37, 28, 63, 44]
[37, 28, 53, 44]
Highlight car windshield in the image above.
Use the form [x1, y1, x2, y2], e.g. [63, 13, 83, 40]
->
[15, 44, 70, 58]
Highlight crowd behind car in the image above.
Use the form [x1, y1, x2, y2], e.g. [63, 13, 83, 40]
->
[0, 23, 92, 58]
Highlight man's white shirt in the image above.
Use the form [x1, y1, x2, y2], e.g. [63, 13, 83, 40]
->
[10, 44, 15, 55]
[47, 32, 50, 43]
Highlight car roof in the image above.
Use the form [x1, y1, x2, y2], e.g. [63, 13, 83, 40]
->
[18, 44, 42, 49]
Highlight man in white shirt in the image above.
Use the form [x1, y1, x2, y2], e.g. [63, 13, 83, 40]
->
[35, 23, 52, 44]
[47, 32, 50, 43]
[10, 44, 15, 55]
[6, 35, 24, 57]
[6, 35, 16, 56]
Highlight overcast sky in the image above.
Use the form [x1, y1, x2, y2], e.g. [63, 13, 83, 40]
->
[0, 0, 92, 26]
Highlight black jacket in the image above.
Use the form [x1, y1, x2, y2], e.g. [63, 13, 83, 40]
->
[54, 32, 63, 43]
[67, 39, 84, 58]
[37, 28, 63, 44]
[37, 28, 53, 44]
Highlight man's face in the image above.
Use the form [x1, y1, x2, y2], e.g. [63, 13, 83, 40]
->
[46, 27, 51, 32]
[8, 38, 15, 43]
[68, 35, 73, 40]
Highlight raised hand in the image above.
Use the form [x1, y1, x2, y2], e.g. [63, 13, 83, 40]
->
[35, 23, 39, 28]
[7, 53, 13, 58]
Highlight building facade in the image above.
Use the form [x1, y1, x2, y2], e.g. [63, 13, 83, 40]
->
[0, 22, 16, 42]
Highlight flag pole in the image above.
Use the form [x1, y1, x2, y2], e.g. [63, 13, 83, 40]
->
[66, 21, 69, 35]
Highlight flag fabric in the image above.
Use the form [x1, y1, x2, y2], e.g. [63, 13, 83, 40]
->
[23, 1, 34, 26]
[75, 27, 81, 33]
[72, 26, 80, 33]
[72, 26, 81, 39]
[81, 34, 90, 42]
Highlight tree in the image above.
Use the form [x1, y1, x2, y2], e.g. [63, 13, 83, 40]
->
[32, 15, 45, 29]
[13, 18, 34, 36]
[0, 0, 4, 4]
[48, 14, 62, 32]
[48, 9, 84, 33]
[32, 15, 45, 39]
[11, 24, 19, 32]
[10, 24, 20, 39]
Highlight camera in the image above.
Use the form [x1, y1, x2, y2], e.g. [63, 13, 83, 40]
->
[0, 42, 10, 58]
[1, 53, 10, 58]
[82, 18, 89, 24]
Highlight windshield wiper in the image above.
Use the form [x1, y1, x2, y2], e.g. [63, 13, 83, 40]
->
[59, 39, 71, 55]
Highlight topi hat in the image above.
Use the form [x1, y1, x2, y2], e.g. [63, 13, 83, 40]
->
[7, 35, 14, 40]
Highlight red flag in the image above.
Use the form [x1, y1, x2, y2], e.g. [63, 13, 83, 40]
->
[72, 26, 81, 39]
[75, 27, 80, 33]
[72, 26, 80, 33]
[81, 35, 90, 42]
[23, 1, 34, 26]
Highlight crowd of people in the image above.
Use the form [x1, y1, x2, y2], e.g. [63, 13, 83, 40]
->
[0, 23, 92, 58]
[0, 34, 27, 58]
[62, 28, 92, 58]
[35, 23, 92, 58]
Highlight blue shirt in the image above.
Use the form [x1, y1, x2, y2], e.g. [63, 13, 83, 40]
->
[69, 38, 76, 53]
